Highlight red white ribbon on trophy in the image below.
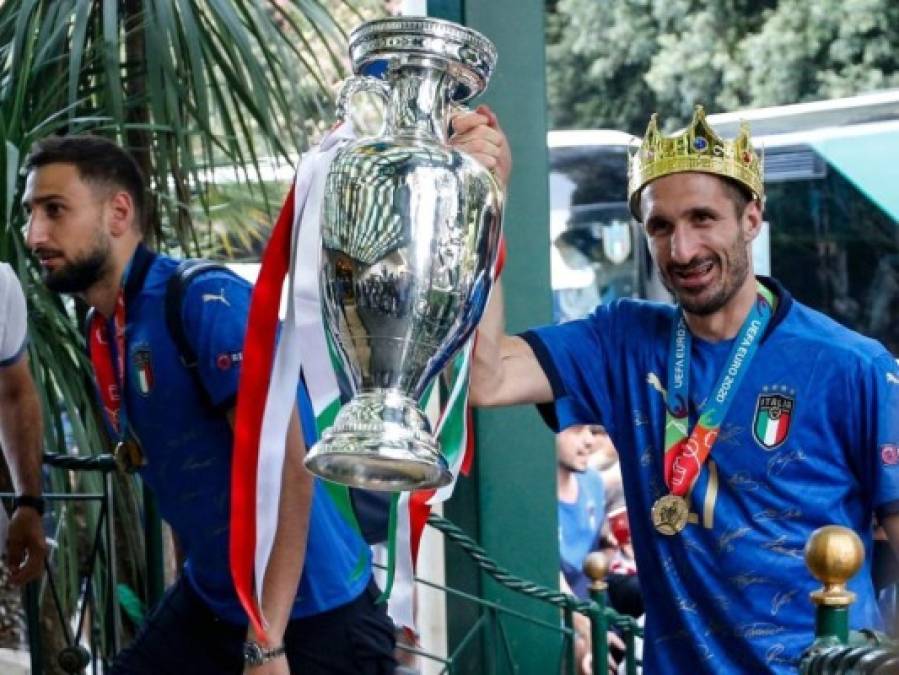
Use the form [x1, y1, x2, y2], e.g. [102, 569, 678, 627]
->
[230, 122, 503, 638]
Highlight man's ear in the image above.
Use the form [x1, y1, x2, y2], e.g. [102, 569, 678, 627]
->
[106, 190, 136, 237]
[742, 199, 763, 243]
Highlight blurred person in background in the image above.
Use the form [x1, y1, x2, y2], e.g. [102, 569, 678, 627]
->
[557, 424, 631, 675]
[587, 427, 642, 619]
[557, 424, 615, 600]
[0, 262, 47, 586]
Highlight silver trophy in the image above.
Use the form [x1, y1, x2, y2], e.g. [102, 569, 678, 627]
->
[303, 17, 503, 491]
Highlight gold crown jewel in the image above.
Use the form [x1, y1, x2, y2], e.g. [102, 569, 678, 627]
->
[627, 105, 764, 220]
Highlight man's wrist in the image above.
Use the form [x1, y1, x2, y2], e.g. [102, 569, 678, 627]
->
[243, 640, 286, 667]
[12, 495, 45, 516]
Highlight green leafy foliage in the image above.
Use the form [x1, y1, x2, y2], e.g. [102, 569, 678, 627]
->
[0, 0, 381, 663]
[546, 0, 899, 133]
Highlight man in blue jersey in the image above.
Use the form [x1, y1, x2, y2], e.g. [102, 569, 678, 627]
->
[22, 135, 395, 674]
[470, 106, 899, 673]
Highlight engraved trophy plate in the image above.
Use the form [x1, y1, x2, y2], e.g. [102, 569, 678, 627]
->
[303, 18, 503, 491]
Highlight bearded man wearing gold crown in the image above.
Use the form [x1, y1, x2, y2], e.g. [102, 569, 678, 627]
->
[469, 106, 899, 673]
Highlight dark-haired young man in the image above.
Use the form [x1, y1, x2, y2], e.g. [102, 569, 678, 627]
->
[22, 135, 395, 674]
[21, 113, 510, 673]
[470, 107, 899, 673]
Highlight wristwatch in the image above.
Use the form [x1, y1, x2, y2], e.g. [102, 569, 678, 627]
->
[243, 640, 286, 667]
[13, 495, 45, 516]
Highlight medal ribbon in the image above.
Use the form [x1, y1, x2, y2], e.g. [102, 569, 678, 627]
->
[663, 281, 776, 497]
[89, 291, 128, 439]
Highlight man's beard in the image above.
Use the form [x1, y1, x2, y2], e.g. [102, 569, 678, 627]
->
[661, 231, 750, 316]
[43, 245, 110, 294]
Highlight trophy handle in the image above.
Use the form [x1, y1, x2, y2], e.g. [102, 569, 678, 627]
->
[336, 75, 391, 132]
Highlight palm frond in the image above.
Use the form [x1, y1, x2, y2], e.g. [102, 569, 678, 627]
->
[0, 0, 388, 662]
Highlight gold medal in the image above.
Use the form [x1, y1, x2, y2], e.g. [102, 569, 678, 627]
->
[114, 438, 146, 473]
[651, 494, 689, 535]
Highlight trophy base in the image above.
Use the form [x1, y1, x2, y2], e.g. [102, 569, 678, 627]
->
[304, 390, 453, 491]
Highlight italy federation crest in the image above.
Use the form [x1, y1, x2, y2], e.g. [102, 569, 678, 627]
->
[133, 348, 154, 396]
[753, 392, 794, 450]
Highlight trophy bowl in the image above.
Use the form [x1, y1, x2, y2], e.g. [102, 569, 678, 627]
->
[303, 17, 503, 491]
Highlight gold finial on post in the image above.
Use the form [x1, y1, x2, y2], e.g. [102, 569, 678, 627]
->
[804, 525, 864, 645]
[583, 551, 609, 593]
[583, 551, 611, 675]
[805, 525, 865, 607]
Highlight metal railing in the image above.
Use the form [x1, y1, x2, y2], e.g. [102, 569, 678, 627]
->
[21, 468, 641, 674]
[396, 513, 643, 674]
[3, 452, 120, 674]
[26, 463, 899, 674]
[8, 450, 165, 675]
[800, 637, 899, 674]
[17, 464, 899, 675]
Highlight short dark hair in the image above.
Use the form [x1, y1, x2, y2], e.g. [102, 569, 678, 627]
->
[24, 135, 146, 229]
[720, 176, 755, 218]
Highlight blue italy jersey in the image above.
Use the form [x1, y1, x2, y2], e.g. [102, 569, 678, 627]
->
[559, 469, 606, 599]
[522, 277, 899, 674]
[110, 245, 370, 624]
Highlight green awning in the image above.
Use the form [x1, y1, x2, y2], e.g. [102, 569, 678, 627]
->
[809, 125, 899, 224]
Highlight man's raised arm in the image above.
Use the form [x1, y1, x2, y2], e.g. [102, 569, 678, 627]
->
[449, 105, 554, 408]
[469, 281, 553, 407]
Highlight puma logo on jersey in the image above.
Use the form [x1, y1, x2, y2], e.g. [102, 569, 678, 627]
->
[887, 372, 899, 385]
[646, 372, 667, 397]
[202, 288, 231, 306]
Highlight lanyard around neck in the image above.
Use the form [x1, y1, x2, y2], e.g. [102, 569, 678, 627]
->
[662, 281, 776, 496]
[90, 291, 128, 439]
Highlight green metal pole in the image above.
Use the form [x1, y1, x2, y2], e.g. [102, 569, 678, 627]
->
[105, 473, 122, 655]
[142, 482, 165, 609]
[24, 580, 43, 675]
[814, 605, 850, 644]
[563, 606, 577, 675]
[625, 628, 638, 675]
[485, 606, 498, 674]
[589, 583, 610, 675]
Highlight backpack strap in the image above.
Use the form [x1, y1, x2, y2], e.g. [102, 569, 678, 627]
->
[83, 306, 97, 350]
[165, 260, 228, 369]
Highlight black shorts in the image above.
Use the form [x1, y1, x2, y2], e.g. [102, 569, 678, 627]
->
[110, 576, 397, 674]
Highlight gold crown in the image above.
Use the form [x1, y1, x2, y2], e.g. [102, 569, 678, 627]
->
[627, 105, 764, 220]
